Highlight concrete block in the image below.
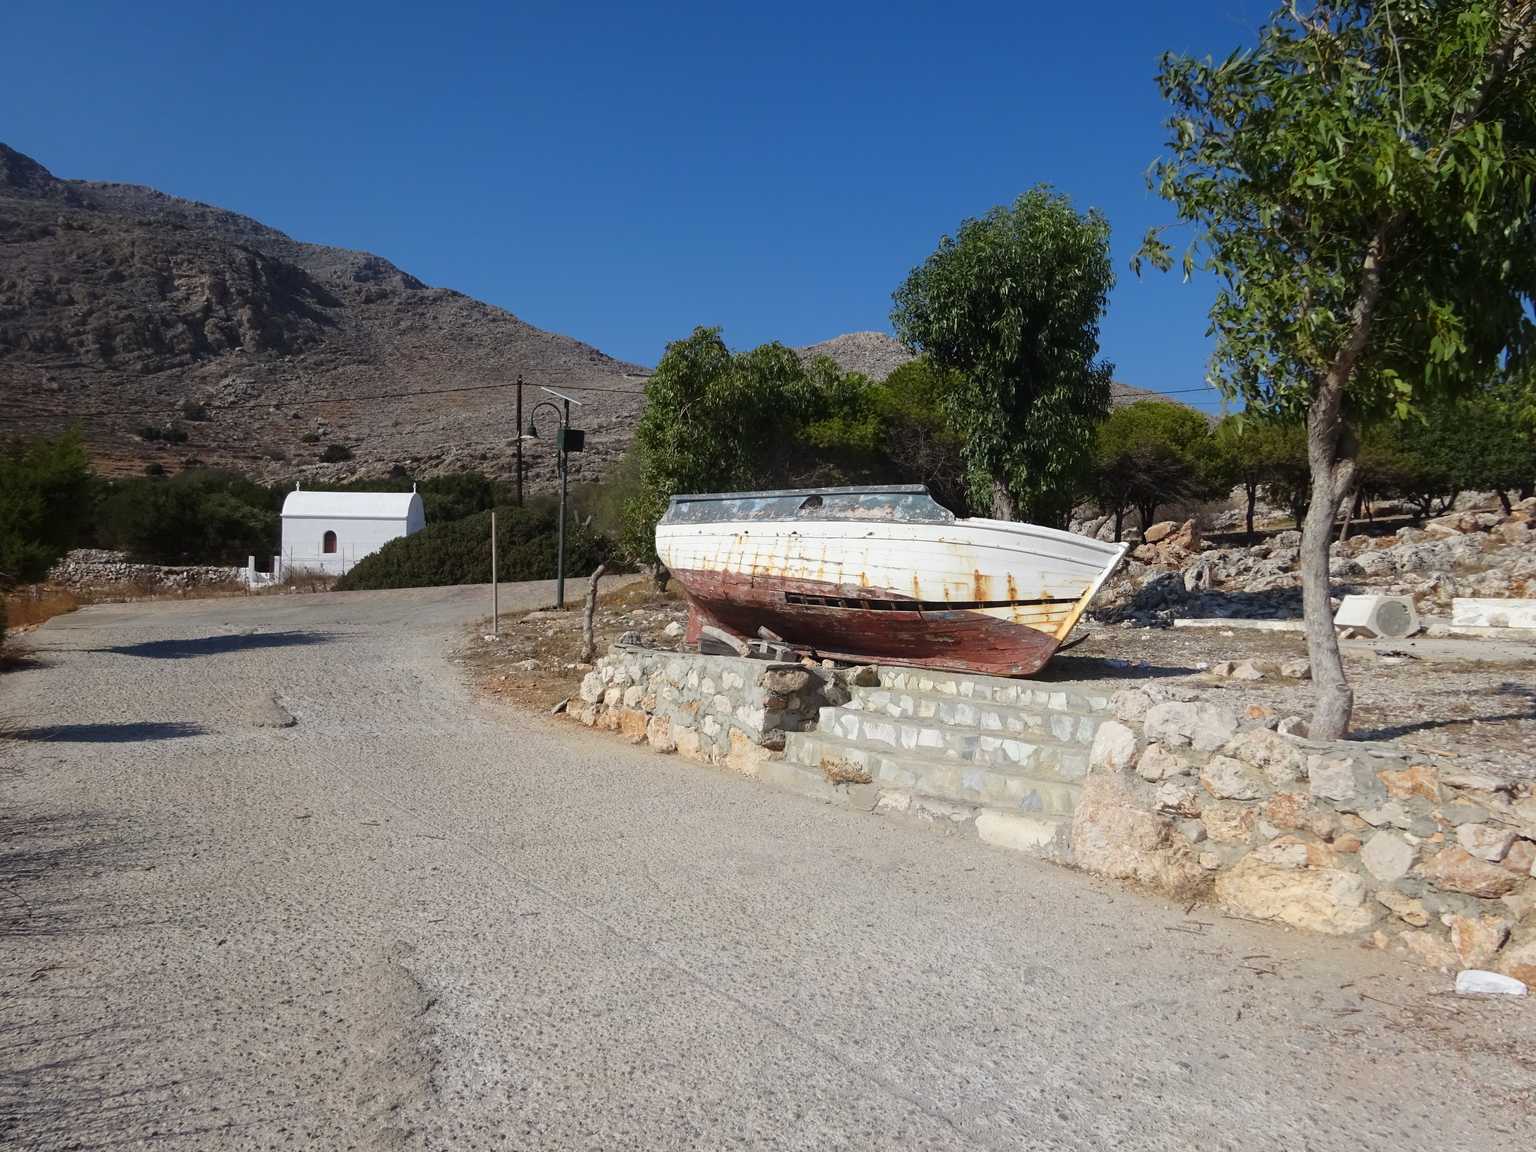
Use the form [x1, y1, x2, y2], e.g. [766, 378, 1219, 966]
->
[1333, 594, 1420, 639]
[1452, 598, 1536, 629]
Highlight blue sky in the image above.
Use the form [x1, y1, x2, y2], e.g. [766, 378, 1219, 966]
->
[8, 1, 1275, 411]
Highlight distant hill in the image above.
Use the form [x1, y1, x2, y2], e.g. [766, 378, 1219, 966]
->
[0, 143, 649, 485]
[798, 329, 1181, 408]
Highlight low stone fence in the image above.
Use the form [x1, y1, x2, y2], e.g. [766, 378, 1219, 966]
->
[1081, 686, 1535, 980]
[568, 646, 856, 771]
[46, 549, 244, 590]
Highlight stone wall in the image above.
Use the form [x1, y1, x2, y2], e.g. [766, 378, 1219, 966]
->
[568, 646, 855, 771]
[46, 549, 244, 590]
[1081, 686, 1535, 980]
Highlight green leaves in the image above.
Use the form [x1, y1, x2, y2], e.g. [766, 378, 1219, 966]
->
[1144, 1, 1536, 416]
[892, 185, 1115, 522]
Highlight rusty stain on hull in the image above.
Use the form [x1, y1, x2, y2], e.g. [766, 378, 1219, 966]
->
[674, 568, 1063, 677]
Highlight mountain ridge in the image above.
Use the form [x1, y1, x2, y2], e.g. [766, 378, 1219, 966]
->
[0, 143, 648, 485]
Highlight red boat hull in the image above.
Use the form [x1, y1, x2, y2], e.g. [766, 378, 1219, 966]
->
[671, 566, 1061, 677]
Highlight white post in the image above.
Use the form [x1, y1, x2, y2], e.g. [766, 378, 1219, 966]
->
[491, 510, 498, 637]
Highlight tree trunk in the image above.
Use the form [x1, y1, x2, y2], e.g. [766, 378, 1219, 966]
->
[650, 562, 670, 594]
[1244, 483, 1257, 538]
[1498, 489, 1513, 516]
[580, 563, 608, 664]
[989, 477, 1016, 521]
[1138, 503, 1158, 532]
[1113, 506, 1124, 543]
[1301, 227, 1388, 740]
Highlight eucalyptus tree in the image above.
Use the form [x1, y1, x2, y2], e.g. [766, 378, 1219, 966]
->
[1139, 1, 1536, 737]
[892, 186, 1115, 525]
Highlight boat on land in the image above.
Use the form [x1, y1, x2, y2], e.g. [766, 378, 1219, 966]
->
[655, 485, 1128, 677]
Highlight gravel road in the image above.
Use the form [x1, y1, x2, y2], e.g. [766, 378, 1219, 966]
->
[3, 583, 1532, 1149]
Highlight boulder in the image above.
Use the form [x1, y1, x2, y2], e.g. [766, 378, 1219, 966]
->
[1456, 823, 1517, 863]
[1144, 701, 1239, 753]
[1497, 934, 1536, 986]
[1376, 888, 1430, 927]
[1070, 776, 1206, 896]
[1377, 764, 1440, 802]
[1215, 853, 1377, 935]
[1136, 742, 1194, 782]
[1200, 802, 1258, 843]
[1308, 755, 1387, 811]
[1421, 846, 1525, 898]
[1360, 831, 1416, 882]
[1222, 728, 1306, 786]
[1089, 720, 1139, 772]
[1451, 915, 1512, 969]
[1200, 755, 1267, 801]
[1142, 520, 1179, 545]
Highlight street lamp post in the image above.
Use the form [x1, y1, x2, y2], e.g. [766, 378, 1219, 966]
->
[523, 387, 585, 609]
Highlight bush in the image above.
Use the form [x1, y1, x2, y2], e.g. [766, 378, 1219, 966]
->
[319, 443, 353, 462]
[93, 470, 283, 565]
[181, 402, 210, 421]
[301, 432, 321, 444]
[336, 501, 610, 591]
[0, 430, 94, 582]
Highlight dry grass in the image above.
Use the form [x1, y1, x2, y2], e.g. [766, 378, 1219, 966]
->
[5, 588, 81, 631]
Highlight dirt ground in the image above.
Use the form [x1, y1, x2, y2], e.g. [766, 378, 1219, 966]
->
[469, 589, 1536, 779]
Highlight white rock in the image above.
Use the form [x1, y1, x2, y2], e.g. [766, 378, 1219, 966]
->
[1457, 823, 1517, 862]
[1454, 970, 1528, 997]
[1144, 701, 1239, 753]
[1360, 831, 1415, 882]
[1200, 755, 1266, 801]
[1089, 721, 1139, 772]
[663, 620, 684, 638]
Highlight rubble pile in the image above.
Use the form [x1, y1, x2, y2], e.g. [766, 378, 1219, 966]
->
[1088, 499, 1536, 627]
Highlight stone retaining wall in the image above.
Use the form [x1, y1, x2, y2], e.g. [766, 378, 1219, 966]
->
[569, 646, 855, 771]
[1082, 686, 1535, 980]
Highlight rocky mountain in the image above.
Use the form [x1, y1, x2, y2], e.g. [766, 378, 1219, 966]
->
[797, 331, 915, 381]
[798, 328, 1177, 408]
[0, 143, 649, 485]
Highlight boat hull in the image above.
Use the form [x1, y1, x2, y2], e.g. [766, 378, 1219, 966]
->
[672, 567, 1063, 676]
[657, 513, 1126, 677]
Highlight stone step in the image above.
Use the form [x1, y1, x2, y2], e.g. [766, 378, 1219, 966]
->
[785, 731, 1083, 818]
[874, 668, 1114, 715]
[816, 704, 1094, 778]
[837, 687, 1107, 746]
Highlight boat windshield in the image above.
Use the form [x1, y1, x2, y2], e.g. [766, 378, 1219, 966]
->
[661, 486, 956, 525]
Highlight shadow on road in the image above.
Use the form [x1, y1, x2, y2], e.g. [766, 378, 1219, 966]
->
[7, 721, 207, 743]
[89, 630, 335, 660]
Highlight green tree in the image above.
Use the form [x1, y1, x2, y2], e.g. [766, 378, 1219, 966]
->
[892, 186, 1115, 525]
[1093, 400, 1211, 539]
[1202, 415, 1310, 535]
[0, 430, 94, 582]
[1140, 2, 1536, 737]
[622, 328, 817, 566]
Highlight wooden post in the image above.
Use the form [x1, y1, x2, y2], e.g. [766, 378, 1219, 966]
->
[491, 510, 498, 637]
[580, 563, 607, 663]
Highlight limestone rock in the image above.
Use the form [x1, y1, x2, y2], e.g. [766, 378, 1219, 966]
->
[1360, 831, 1416, 882]
[245, 693, 296, 729]
[1378, 764, 1440, 802]
[1215, 854, 1377, 936]
[1201, 802, 1257, 844]
[618, 708, 648, 744]
[1308, 755, 1387, 812]
[645, 714, 676, 754]
[1451, 915, 1512, 969]
[1421, 846, 1524, 898]
[1376, 888, 1430, 927]
[1503, 839, 1536, 876]
[1144, 700, 1239, 753]
[1201, 754, 1266, 801]
[1089, 720, 1139, 772]
[1497, 934, 1536, 985]
[1111, 688, 1153, 724]
[1456, 823, 1517, 863]
[1222, 728, 1306, 786]
[1069, 776, 1206, 896]
[1398, 930, 1459, 970]
[1229, 658, 1275, 681]
[760, 667, 813, 695]
[1136, 742, 1193, 782]
[1142, 520, 1178, 544]
[1280, 658, 1311, 680]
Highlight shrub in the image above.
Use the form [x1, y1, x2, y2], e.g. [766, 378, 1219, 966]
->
[320, 443, 353, 462]
[93, 470, 283, 565]
[181, 401, 210, 421]
[161, 425, 189, 444]
[144, 462, 166, 477]
[301, 432, 321, 444]
[336, 502, 611, 591]
[0, 429, 94, 582]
